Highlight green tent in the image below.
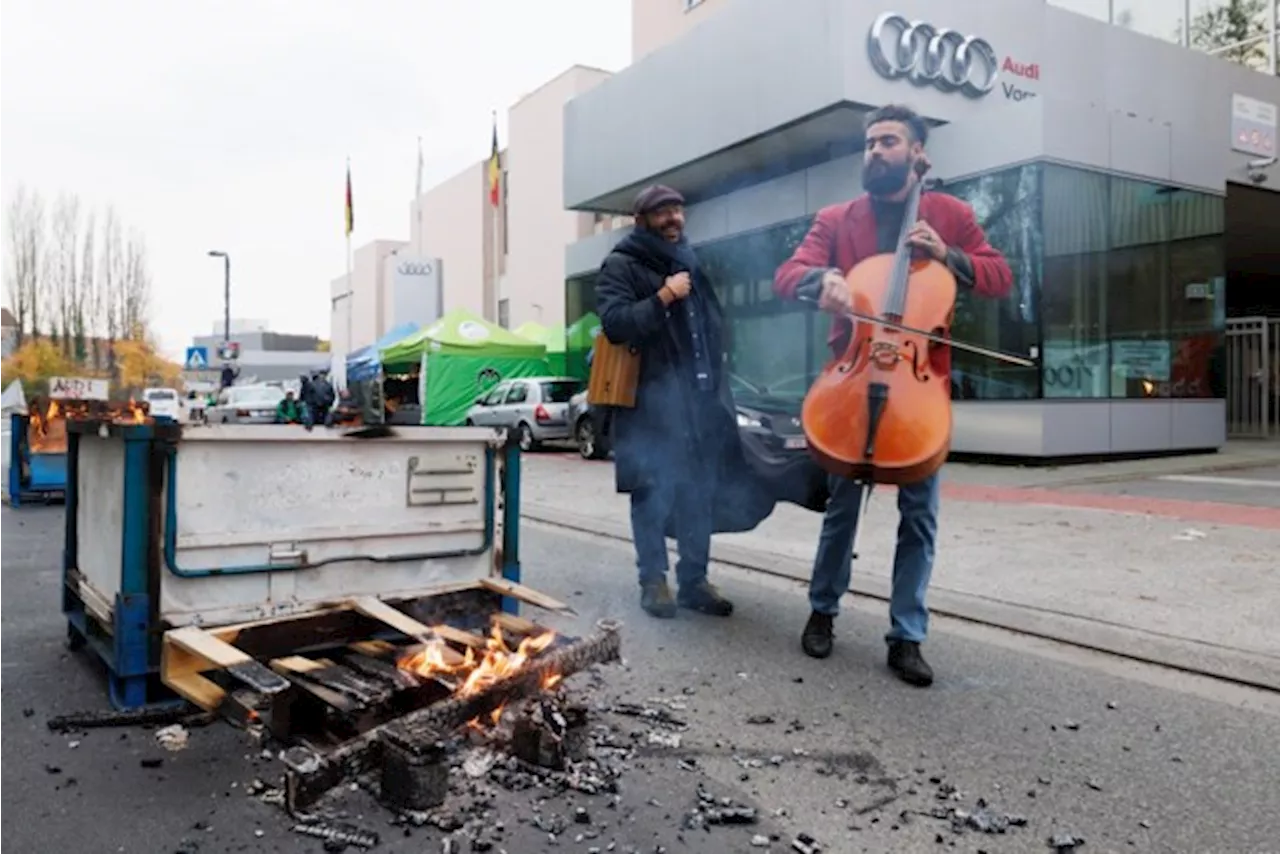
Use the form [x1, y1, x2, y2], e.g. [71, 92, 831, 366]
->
[564, 312, 602, 380]
[381, 309, 549, 425]
[513, 321, 569, 376]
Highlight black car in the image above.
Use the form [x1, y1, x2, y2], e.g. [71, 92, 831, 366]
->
[568, 375, 809, 461]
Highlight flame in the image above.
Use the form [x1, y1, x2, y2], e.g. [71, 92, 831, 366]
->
[24, 397, 151, 454]
[398, 624, 560, 730]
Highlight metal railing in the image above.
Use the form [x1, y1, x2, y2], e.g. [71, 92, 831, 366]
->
[1225, 317, 1279, 439]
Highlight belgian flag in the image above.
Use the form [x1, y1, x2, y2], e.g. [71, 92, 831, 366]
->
[345, 162, 354, 236]
[487, 114, 501, 208]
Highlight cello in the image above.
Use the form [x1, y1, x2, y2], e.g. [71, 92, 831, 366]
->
[799, 156, 1035, 539]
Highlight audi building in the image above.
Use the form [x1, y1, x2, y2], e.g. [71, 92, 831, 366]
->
[559, 0, 1280, 459]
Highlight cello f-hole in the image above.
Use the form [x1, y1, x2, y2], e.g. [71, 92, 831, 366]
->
[903, 340, 930, 383]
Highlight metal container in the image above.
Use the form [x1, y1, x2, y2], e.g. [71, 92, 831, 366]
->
[7, 412, 68, 506]
[63, 421, 523, 709]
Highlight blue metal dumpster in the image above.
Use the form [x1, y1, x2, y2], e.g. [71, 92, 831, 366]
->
[8, 412, 69, 506]
[62, 420, 532, 710]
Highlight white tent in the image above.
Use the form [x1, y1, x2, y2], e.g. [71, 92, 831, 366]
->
[1, 380, 27, 415]
[1, 380, 25, 483]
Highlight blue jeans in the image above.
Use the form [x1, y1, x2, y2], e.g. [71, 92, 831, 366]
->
[630, 476, 712, 590]
[809, 472, 940, 643]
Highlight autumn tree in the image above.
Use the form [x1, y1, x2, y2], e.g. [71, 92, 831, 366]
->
[4, 186, 44, 344]
[48, 193, 82, 358]
[78, 210, 96, 366]
[122, 230, 152, 340]
[3, 187, 160, 388]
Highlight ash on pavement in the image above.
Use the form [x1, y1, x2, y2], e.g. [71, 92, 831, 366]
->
[4, 506, 1280, 853]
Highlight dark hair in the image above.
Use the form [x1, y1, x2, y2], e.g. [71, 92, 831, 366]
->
[864, 104, 928, 146]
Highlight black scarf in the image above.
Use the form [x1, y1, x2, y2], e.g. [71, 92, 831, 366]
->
[615, 229, 717, 393]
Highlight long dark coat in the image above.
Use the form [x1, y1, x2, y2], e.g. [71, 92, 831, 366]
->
[594, 237, 775, 535]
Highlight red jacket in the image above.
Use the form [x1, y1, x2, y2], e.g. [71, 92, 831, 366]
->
[774, 193, 1013, 352]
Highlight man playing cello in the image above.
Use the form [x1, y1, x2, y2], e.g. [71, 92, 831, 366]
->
[773, 104, 1013, 687]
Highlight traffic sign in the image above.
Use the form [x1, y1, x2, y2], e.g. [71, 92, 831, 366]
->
[218, 342, 240, 361]
[185, 346, 209, 370]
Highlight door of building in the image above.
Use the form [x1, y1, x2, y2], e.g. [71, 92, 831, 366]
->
[1225, 317, 1279, 438]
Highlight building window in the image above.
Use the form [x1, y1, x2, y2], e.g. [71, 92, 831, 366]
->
[941, 164, 1043, 401]
[1042, 165, 1109, 398]
[696, 219, 821, 401]
[1042, 166, 1224, 400]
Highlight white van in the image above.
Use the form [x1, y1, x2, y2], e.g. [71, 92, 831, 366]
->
[142, 387, 184, 421]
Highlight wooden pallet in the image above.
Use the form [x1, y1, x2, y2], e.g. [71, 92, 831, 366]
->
[159, 578, 566, 739]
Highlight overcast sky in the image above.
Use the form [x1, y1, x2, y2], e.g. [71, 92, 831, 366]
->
[2, 0, 630, 357]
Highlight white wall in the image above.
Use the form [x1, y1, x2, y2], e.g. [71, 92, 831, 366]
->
[632, 0, 732, 61]
[415, 161, 491, 319]
[505, 66, 613, 330]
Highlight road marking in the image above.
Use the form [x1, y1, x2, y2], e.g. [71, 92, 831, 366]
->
[1157, 475, 1280, 489]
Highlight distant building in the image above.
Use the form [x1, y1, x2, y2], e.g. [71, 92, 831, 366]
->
[189, 319, 327, 384]
[1, 308, 16, 358]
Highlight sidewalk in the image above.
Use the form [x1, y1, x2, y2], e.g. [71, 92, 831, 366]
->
[519, 452, 1280, 691]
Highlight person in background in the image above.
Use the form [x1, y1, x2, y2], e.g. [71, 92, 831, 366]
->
[275, 390, 304, 424]
[594, 184, 736, 620]
[311, 370, 336, 427]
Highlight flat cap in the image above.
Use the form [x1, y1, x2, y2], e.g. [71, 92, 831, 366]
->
[633, 184, 685, 215]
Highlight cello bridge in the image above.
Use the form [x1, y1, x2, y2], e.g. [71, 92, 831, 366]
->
[869, 341, 904, 370]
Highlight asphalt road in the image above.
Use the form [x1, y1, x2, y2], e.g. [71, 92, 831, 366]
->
[4, 506, 1280, 854]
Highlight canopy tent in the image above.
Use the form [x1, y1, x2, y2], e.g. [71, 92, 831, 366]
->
[346, 321, 421, 382]
[512, 321, 569, 376]
[564, 312, 602, 379]
[381, 309, 549, 425]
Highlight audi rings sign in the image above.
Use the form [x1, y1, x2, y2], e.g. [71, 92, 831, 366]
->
[389, 254, 443, 329]
[868, 12, 999, 99]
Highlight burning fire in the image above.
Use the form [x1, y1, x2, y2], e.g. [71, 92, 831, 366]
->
[398, 624, 560, 727]
[26, 398, 150, 453]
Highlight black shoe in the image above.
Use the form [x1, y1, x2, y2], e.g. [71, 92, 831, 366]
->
[676, 581, 734, 617]
[640, 580, 677, 619]
[887, 640, 934, 687]
[801, 611, 834, 659]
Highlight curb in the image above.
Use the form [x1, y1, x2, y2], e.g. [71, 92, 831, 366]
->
[524, 502, 1280, 694]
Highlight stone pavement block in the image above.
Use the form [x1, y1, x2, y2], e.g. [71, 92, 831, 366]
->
[522, 454, 1280, 682]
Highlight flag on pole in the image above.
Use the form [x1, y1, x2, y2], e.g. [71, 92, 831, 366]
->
[487, 113, 501, 208]
[345, 161, 354, 236]
[415, 136, 424, 199]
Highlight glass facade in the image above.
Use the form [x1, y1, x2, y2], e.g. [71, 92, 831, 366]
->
[563, 162, 1225, 403]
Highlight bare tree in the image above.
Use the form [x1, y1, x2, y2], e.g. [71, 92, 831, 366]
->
[48, 193, 82, 357]
[122, 230, 152, 340]
[98, 206, 125, 375]
[4, 186, 45, 343]
[78, 211, 96, 366]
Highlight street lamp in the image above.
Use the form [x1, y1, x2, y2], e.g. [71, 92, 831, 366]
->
[207, 250, 230, 351]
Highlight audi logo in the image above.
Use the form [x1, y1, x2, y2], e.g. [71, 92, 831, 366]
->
[867, 12, 999, 99]
[396, 261, 435, 276]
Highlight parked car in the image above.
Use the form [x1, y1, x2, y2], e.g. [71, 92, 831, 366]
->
[142, 387, 184, 422]
[568, 374, 809, 461]
[208, 385, 285, 424]
[464, 377, 585, 451]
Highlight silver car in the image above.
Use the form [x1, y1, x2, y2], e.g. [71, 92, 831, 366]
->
[208, 385, 286, 424]
[465, 377, 584, 451]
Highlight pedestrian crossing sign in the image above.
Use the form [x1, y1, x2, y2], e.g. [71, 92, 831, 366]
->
[185, 346, 209, 371]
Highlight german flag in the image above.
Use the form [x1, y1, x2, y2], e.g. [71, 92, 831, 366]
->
[344, 162, 354, 236]
[487, 114, 501, 208]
